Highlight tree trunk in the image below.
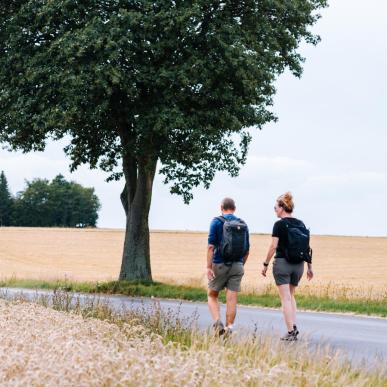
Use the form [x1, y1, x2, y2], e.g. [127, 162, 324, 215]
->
[119, 155, 157, 281]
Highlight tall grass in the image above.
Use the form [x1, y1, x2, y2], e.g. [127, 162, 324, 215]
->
[1, 277, 387, 316]
[0, 290, 385, 386]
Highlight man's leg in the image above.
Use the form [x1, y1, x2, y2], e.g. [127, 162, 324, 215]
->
[224, 263, 244, 329]
[225, 289, 238, 327]
[207, 288, 221, 322]
[277, 284, 294, 332]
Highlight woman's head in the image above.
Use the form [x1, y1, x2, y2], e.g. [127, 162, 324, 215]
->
[274, 192, 294, 218]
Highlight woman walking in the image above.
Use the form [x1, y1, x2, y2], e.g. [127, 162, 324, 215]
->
[262, 192, 313, 341]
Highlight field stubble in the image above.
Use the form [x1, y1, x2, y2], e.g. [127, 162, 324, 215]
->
[0, 228, 386, 300]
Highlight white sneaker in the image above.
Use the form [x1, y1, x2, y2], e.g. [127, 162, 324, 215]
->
[223, 326, 233, 338]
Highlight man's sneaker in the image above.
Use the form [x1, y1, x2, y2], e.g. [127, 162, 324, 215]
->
[212, 320, 225, 336]
[280, 330, 298, 342]
[223, 326, 233, 338]
[293, 325, 299, 338]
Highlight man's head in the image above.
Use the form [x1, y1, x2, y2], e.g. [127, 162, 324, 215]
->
[220, 197, 236, 214]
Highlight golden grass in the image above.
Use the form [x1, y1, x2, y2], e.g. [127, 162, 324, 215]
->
[0, 295, 385, 386]
[1, 227, 386, 298]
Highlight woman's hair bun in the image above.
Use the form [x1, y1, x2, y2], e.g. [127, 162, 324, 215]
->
[277, 191, 294, 213]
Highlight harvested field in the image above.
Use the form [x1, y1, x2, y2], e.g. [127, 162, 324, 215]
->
[0, 227, 386, 297]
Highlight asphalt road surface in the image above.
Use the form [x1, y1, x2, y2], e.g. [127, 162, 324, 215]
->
[1, 287, 386, 368]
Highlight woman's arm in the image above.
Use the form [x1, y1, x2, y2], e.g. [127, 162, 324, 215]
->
[262, 237, 279, 277]
[307, 262, 314, 280]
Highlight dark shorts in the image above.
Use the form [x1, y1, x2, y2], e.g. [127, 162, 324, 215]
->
[208, 262, 244, 292]
[273, 258, 304, 286]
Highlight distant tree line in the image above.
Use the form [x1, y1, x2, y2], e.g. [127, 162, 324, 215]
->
[0, 171, 101, 227]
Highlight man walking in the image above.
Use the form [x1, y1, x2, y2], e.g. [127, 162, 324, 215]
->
[207, 197, 250, 335]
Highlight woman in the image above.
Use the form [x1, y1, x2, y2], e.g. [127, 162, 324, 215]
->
[261, 192, 313, 341]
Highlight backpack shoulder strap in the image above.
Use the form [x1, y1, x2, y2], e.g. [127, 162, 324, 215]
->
[282, 218, 305, 228]
[215, 216, 226, 223]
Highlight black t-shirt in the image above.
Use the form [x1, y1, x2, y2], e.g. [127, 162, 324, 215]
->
[272, 218, 305, 258]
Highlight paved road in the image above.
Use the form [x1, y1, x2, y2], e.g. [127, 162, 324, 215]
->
[1, 287, 386, 367]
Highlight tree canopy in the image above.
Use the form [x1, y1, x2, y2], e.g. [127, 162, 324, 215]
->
[0, 172, 100, 227]
[0, 0, 326, 200]
[0, 1, 327, 280]
[0, 170, 13, 226]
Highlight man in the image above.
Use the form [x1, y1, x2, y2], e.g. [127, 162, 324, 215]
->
[207, 197, 250, 335]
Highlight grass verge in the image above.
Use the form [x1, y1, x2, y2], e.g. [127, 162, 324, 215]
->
[1, 277, 386, 317]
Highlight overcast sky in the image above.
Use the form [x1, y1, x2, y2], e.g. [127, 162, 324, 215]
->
[1, 1, 386, 236]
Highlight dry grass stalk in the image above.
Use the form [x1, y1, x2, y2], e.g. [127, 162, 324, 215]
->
[0, 293, 385, 386]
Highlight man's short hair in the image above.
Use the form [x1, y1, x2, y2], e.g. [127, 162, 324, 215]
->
[221, 197, 236, 211]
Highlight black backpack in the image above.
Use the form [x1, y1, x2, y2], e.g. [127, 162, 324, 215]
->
[216, 216, 249, 264]
[283, 219, 313, 264]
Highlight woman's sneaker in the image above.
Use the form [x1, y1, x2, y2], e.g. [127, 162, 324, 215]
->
[212, 320, 225, 336]
[280, 330, 298, 341]
[293, 325, 300, 338]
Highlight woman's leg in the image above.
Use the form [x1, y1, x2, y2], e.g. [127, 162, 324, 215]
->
[277, 284, 294, 331]
[289, 284, 297, 326]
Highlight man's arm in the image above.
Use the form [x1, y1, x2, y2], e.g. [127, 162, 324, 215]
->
[244, 225, 250, 264]
[243, 250, 249, 265]
[207, 218, 219, 280]
[207, 245, 215, 280]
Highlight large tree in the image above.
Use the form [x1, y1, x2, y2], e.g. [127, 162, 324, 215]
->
[0, 0, 327, 281]
[0, 171, 13, 226]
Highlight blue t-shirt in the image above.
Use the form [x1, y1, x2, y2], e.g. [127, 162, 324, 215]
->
[208, 214, 250, 264]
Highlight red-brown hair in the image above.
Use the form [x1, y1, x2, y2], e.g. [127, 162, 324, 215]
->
[277, 192, 294, 213]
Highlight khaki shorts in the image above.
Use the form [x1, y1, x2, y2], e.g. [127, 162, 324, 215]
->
[208, 262, 244, 292]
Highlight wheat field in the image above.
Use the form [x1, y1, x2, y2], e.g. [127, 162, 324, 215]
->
[0, 227, 386, 297]
[2, 297, 385, 386]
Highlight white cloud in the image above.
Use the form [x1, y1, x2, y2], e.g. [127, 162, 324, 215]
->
[0, 153, 68, 193]
[302, 171, 387, 198]
[244, 155, 312, 172]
